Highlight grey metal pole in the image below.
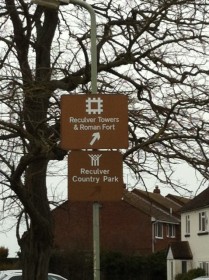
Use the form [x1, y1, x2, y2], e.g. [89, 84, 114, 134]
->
[93, 202, 100, 280]
[69, 3, 100, 280]
[70, 0, 97, 94]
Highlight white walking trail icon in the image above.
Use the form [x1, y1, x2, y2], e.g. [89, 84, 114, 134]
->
[89, 154, 102, 166]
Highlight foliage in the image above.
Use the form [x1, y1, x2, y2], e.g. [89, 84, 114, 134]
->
[146, 250, 167, 280]
[49, 250, 92, 280]
[0, 247, 8, 260]
[101, 251, 147, 280]
[0, 260, 20, 271]
[49, 249, 166, 280]
[175, 268, 205, 280]
[0, 247, 20, 270]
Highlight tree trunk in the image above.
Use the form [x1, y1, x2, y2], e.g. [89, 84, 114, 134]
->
[19, 159, 53, 280]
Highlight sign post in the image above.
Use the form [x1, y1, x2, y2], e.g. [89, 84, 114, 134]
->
[56, 3, 128, 280]
[68, 151, 123, 201]
[60, 94, 128, 150]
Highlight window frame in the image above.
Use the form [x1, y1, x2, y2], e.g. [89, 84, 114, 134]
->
[155, 222, 163, 239]
[199, 211, 207, 233]
[167, 224, 176, 238]
[186, 214, 190, 235]
[199, 262, 209, 276]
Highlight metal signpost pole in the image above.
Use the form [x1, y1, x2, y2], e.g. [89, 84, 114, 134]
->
[69, 2, 100, 280]
[70, 0, 97, 94]
[93, 201, 100, 280]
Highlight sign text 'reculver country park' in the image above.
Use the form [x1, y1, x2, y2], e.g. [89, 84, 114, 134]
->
[68, 151, 124, 201]
[60, 94, 128, 149]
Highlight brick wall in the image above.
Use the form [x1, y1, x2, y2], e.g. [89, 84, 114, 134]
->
[52, 200, 180, 256]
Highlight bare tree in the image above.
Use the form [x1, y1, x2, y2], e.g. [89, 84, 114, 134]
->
[0, 0, 209, 279]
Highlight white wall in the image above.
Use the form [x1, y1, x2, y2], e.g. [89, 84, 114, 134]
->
[181, 209, 209, 270]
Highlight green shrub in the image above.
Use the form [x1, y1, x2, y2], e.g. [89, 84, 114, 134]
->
[146, 250, 167, 280]
[175, 267, 205, 280]
[49, 249, 167, 280]
[187, 268, 205, 279]
[49, 249, 92, 280]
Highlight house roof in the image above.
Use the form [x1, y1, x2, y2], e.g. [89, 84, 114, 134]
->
[132, 188, 185, 217]
[166, 194, 191, 206]
[51, 188, 181, 224]
[168, 241, 193, 260]
[181, 187, 209, 212]
[123, 191, 180, 224]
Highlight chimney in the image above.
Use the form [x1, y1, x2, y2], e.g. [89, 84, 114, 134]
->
[153, 185, 161, 194]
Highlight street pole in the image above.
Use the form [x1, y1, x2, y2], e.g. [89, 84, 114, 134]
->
[93, 201, 100, 280]
[69, 0, 97, 94]
[68, 3, 100, 280]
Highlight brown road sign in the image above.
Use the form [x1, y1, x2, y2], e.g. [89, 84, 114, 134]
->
[68, 151, 124, 201]
[60, 94, 128, 149]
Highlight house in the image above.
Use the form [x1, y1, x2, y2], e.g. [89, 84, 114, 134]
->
[167, 187, 209, 280]
[52, 186, 187, 256]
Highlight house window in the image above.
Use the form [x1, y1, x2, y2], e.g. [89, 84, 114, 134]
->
[186, 215, 190, 235]
[199, 211, 207, 232]
[199, 262, 209, 275]
[155, 222, 163, 238]
[167, 224, 176, 238]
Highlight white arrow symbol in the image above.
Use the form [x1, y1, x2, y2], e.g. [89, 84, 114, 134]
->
[90, 132, 100, 146]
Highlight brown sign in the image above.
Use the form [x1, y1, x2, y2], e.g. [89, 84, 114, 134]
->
[60, 94, 128, 149]
[68, 151, 124, 201]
